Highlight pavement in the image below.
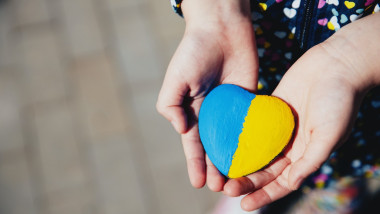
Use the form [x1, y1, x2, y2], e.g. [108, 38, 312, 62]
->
[0, 0, 221, 213]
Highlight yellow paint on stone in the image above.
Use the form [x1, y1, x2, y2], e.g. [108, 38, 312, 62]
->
[227, 95, 294, 178]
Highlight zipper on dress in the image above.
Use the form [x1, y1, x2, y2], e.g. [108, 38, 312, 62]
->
[299, 0, 316, 51]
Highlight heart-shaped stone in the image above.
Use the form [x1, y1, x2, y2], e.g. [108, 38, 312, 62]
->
[198, 84, 295, 178]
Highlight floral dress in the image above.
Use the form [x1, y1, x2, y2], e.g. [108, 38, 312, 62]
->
[171, 0, 380, 213]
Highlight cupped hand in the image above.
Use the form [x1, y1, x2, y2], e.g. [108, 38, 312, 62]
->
[223, 35, 371, 211]
[156, 0, 259, 191]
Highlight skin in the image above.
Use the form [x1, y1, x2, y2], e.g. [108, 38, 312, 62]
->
[224, 13, 380, 211]
[157, 0, 258, 190]
[157, 0, 380, 211]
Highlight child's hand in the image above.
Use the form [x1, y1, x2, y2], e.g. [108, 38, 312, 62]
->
[156, 0, 258, 190]
[223, 12, 380, 211]
[223, 45, 364, 211]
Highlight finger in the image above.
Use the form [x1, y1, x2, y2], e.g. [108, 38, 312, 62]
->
[223, 70, 258, 92]
[288, 129, 337, 190]
[205, 155, 226, 192]
[222, 56, 259, 93]
[181, 124, 206, 188]
[223, 177, 254, 197]
[156, 72, 189, 134]
[221, 25, 259, 92]
[223, 154, 290, 197]
[241, 174, 292, 211]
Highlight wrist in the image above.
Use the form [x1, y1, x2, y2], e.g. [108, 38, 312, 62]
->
[181, 0, 252, 29]
[321, 13, 380, 92]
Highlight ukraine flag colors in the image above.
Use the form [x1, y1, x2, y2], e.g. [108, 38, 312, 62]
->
[199, 84, 295, 178]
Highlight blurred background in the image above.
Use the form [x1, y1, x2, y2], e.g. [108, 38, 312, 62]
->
[0, 0, 221, 213]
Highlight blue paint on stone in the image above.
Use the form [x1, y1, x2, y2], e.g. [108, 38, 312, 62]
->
[198, 84, 256, 176]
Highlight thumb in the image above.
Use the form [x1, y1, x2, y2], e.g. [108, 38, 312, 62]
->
[157, 33, 223, 134]
[288, 130, 337, 190]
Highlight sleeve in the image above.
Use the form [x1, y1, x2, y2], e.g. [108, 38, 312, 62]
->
[171, 0, 183, 17]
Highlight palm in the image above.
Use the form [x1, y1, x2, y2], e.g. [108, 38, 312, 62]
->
[157, 20, 258, 190]
[223, 46, 364, 211]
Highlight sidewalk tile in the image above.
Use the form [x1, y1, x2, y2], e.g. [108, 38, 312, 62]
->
[0, 70, 24, 154]
[0, 4, 16, 68]
[110, 6, 163, 83]
[69, 54, 129, 141]
[0, 157, 38, 214]
[128, 81, 183, 166]
[89, 138, 146, 214]
[32, 100, 87, 194]
[69, 53, 150, 213]
[19, 26, 67, 104]
[43, 184, 96, 214]
[146, 0, 185, 38]
[127, 81, 206, 214]
[58, 0, 105, 58]
[11, 0, 50, 27]
[104, 0, 145, 11]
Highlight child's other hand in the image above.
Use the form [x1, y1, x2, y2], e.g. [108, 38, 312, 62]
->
[223, 12, 380, 210]
[156, 0, 258, 190]
[224, 45, 364, 211]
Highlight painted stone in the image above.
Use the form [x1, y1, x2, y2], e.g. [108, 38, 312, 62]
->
[198, 84, 295, 178]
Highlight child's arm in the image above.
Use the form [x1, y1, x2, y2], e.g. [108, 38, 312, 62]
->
[156, 0, 258, 190]
[222, 12, 380, 211]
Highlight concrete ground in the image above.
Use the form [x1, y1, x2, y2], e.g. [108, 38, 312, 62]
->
[0, 0, 221, 213]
